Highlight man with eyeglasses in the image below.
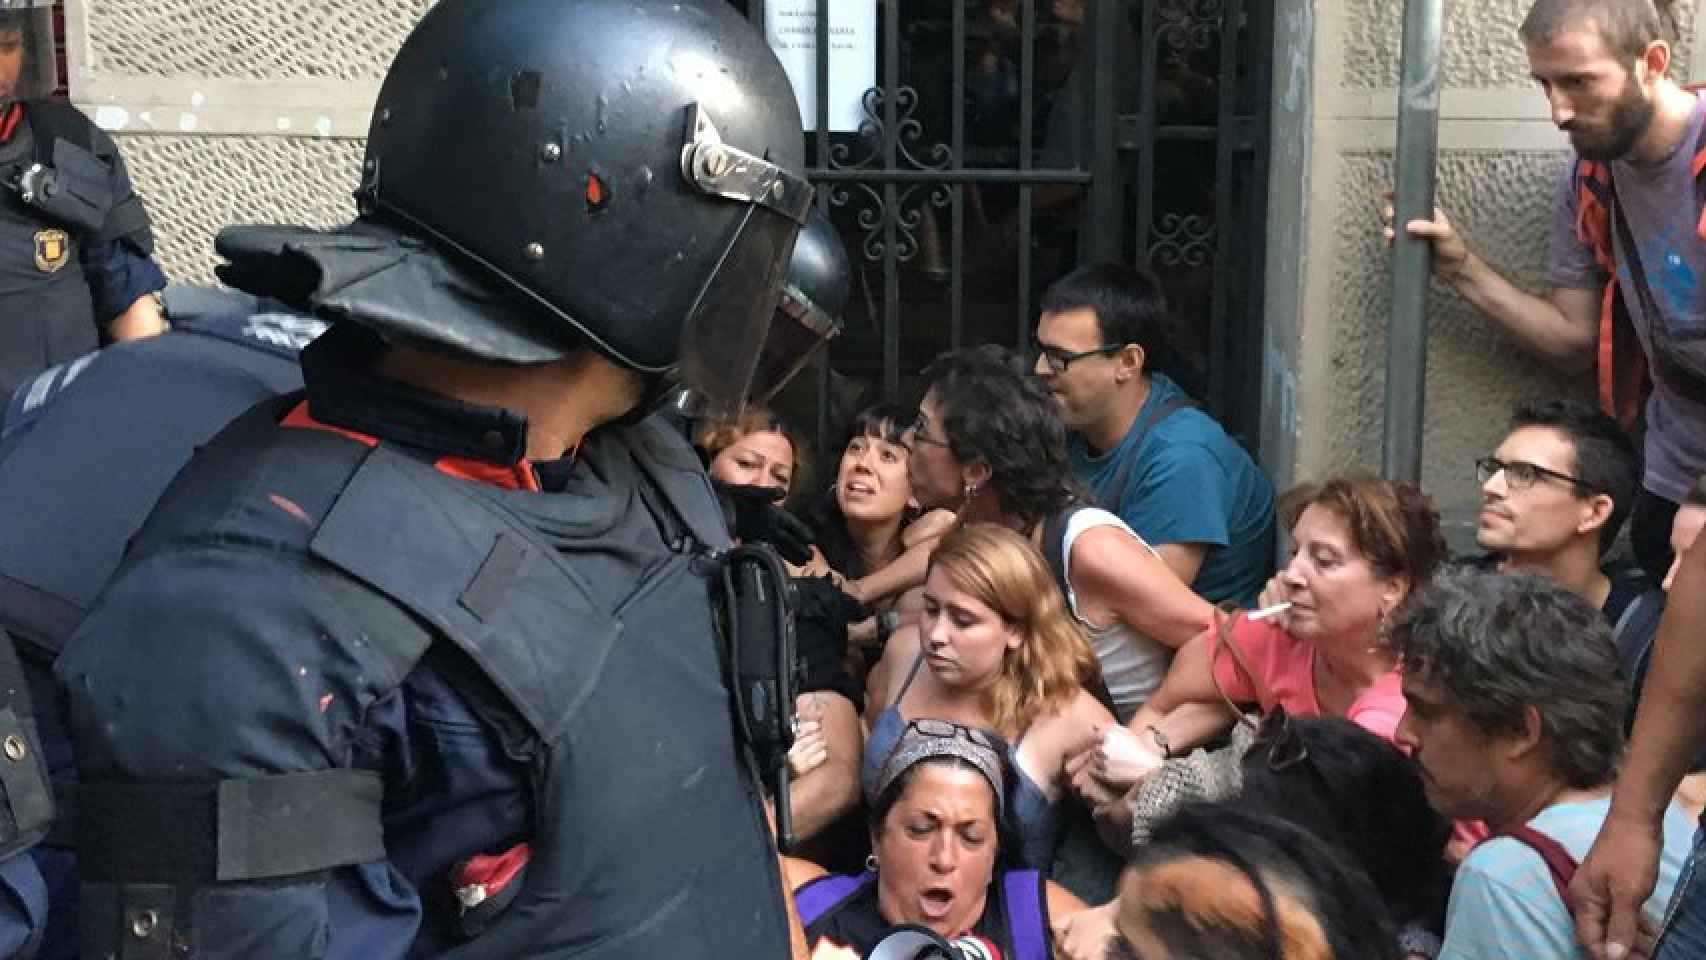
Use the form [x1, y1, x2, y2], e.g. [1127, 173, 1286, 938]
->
[1466, 399, 1665, 695]
[1033, 262, 1274, 607]
[1383, 0, 1706, 585]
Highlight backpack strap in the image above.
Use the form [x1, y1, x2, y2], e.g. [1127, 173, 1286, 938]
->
[1002, 869, 1048, 960]
[1041, 504, 1089, 603]
[1041, 504, 1119, 716]
[1613, 586, 1666, 696]
[1500, 825, 1579, 910]
[794, 871, 873, 927]
[1098, 394, 1195, 515]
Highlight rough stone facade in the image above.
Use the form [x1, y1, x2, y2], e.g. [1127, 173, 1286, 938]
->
[1269, 0, 1702, 545]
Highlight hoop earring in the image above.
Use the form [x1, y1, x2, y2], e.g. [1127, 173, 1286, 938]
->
[1369, 607, 1392, 653]
[865, 854, 879, 873]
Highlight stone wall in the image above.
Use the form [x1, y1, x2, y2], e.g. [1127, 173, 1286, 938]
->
[66, 0, 434, 283]
[1265, 0, 1701, 545]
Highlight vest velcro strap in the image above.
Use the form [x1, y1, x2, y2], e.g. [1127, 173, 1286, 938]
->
[78, 769, 385, 883]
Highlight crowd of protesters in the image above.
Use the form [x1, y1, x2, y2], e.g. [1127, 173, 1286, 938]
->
[3, 0, 1706, 958]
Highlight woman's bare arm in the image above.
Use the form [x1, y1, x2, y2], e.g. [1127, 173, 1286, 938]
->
[786, 692, 864, 842]
[1067, 526, 1215, 649]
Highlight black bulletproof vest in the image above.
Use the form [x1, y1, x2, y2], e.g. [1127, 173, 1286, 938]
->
[67, 398, 791, 958]
[0, 115, 96, 400]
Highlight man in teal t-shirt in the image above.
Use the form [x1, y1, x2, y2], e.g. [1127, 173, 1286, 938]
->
[1033, 262, 1274, 607]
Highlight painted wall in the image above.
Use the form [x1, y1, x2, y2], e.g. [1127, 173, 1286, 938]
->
[1264, 0, 1703, 548]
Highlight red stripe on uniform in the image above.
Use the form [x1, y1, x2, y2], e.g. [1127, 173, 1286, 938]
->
[280, 400, 541, 490]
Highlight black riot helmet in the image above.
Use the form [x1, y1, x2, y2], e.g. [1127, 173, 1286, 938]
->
[749, 206, 849, 407]
[358, 0, 814, 418]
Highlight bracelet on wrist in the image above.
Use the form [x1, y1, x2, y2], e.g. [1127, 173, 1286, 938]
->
[1146, 724, 1173, 760]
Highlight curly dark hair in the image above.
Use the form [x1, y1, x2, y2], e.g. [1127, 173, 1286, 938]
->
[919, 344, 1080, 528]
[1392, 568, 1627, 790]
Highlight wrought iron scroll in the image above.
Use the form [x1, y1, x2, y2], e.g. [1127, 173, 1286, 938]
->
[827, 84, 955, 263]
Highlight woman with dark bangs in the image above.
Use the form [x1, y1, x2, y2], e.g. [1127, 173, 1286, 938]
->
[806, 404, 957, 665]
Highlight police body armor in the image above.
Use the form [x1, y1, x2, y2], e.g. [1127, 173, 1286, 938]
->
[60, 391, 791, 958]
[0, 101, 154, 397]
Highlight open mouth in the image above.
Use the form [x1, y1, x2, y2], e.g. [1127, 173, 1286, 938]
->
[843, 480, 876, 497]
[918, 887, 955, 920]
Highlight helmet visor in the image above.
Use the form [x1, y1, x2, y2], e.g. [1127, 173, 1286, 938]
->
[673, 201, 801, 421]
[746, 281, 843, 407]
[0, 6, 57, 104]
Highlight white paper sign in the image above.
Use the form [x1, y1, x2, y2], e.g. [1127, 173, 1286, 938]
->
[764, 1, 877, 133]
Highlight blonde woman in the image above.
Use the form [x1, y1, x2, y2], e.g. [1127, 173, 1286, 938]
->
[864, 523, 1114, 869]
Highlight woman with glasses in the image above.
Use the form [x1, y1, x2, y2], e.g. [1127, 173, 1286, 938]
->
[1075, 475, 1446, 813]
[896, 345, 1216, 723]
[787, 717, 1088, 958]
[863, 523, 1116, 874]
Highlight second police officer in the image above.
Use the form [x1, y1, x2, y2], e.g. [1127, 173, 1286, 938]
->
[0, 0, 166, 398]
[55, 1, 827, 957]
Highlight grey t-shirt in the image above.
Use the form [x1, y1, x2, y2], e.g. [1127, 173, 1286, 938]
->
[1550, 93, 1706, 503]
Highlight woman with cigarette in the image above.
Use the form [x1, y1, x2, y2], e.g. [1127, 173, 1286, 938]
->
[1076, 475, 1447, 797]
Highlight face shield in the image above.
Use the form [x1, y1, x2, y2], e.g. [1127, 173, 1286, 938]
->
[671, 104, 815, 421]
[0, 3, 57, 110]
[747, 207, 849, 406]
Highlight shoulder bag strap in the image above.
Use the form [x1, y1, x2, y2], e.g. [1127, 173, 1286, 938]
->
[1098, 395, 1195, 513]
[1501, 824, 1580, 910]
[1002, 869, 1049, 960]
[1209, 610, 1270, 725]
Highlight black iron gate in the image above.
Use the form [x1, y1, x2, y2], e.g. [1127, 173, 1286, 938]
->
[738, 0, 1273, 462]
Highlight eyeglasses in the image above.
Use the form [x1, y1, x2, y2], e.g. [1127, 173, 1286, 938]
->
[1029, 335, 1124, 374]
[909, 412, 951, 449]
[1253, 707, 1309, 772]
[905, 717, 999, 751]
[1475, 456, 1591, 493]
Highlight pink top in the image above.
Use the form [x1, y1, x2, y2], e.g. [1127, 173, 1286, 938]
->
[1208, 616, 1406, 739]
[1207, 614, 1491, 849]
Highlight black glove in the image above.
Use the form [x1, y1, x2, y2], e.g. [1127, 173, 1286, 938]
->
[716, 482, 815, 565]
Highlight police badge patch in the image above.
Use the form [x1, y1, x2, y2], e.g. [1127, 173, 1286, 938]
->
[34, 229, 71, 273]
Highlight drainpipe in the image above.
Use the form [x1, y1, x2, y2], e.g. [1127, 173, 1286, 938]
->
[1383, 0, 1444, 483]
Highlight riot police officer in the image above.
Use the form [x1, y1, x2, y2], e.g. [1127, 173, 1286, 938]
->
[0, 0, 165, 400]
[55, 1, 821, 957]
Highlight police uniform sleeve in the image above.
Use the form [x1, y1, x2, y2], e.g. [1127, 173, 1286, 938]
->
[55, 543, 428, 956]
[76, 124, 165, 327]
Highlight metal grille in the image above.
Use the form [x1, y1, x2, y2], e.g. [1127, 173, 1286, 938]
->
[742, 0, 1272, 456]
[117, 134, 362, 285]
[85, 0, 435, 81]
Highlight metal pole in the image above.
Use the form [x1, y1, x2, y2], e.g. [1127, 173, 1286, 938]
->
[1383, 0, 1444, 483]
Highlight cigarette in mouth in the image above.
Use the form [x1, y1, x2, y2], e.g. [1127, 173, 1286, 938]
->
[1247, 601, 1293, 622]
